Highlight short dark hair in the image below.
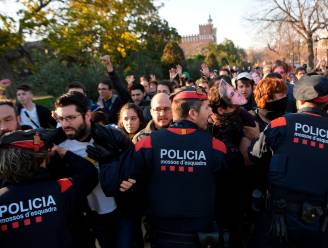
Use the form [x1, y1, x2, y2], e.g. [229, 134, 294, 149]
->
[0, 99, 16, 113]
[99, 79, 113, 90]
[295, 67, 306, 74]
[157, 80, 173, 93]
[67, 81, 86, 93]
[172, 99, 202, 119]
[55, 92, 89, 115]
[129, 83, 145, 93]
[16, 84, 32, 92]
[272, 60, 288, 74]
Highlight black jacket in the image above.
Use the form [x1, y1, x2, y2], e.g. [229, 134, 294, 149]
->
[17, 103, 57, 129]
[0, 151, 98, 248]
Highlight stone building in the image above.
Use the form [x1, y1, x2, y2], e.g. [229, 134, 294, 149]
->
[180, 16, 217, 58]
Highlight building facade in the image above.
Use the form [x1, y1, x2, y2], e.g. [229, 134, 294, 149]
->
[180, 16, 217, 58]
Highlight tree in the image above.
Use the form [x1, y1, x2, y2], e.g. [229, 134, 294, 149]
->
[205, 52, 218, 70]
[250, 0, 328, 69]
[161, 41, 186, 67]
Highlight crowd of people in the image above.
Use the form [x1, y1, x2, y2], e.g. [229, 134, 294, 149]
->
[0, 55, 328, 248]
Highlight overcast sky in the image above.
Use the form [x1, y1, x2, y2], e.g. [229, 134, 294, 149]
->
[0, 0, 262, 49]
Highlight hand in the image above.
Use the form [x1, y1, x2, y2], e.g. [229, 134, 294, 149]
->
[0, 79, 12, 88]
[176, 64, 183, 76]
[243, 122, 260, 140]
[200, 63, 210, 78]
[125, 75, 135, 86]
[120, 178, 136, 192]
[51, 145, 67, 158]
[149, 74, 156, 81]
[169, 68, 178, 81]
[86, 144, 114, 164]
[101, 55, 113, 72]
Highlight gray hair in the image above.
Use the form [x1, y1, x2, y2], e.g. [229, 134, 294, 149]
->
[0, 148, 40, 183]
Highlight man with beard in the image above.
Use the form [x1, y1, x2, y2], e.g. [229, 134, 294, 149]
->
[52, 92, 132, 248]
[247, 75, 328, 248]
[132, 93, 173, 143]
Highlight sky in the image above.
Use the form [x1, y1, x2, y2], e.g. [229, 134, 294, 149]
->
[0, 0, 262, 49]
[158, 0, 261, 49]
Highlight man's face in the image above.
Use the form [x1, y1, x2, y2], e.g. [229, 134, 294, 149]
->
[0, 105, 18, 136]
[131, 89, 145, 105]
[140, 80, 150, 93]
[194, 100, 212, 130]
[150, 95, 172, 128]
[273, 66, 287, 81]
[55, 105, 91, 140]
[157, 84, 170, 95]
[16, 90, 33, 105]
[98, 83, 112, 100]
[236, 80, 253, 98]
[295, 70, 306, 80]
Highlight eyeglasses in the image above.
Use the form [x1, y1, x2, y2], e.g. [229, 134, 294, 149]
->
[152, 107, 171, 113]
[56, 114, 82, 123]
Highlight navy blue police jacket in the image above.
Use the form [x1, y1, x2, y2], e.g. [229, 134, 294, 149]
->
[100, 120, 227, 232]
[0, 151, 98, 248]
[249, 107, 328, 201]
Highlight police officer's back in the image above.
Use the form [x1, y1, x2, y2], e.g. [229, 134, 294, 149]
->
[0, 130, 98, 248]
[99, 87, 227, 248]
[249, 75, 328, 248]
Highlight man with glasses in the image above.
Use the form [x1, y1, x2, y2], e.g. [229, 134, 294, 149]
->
[52, 91, 132, 248]
[92, 55, 130, 124]
[132, 93, 172, 143]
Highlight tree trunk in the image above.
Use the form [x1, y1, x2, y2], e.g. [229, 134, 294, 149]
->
[306, 36, 314, 70]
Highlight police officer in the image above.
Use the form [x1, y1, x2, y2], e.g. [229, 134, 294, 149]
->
[93, 87, 227, 248]
[248, 75, 328, 248]
[0, 129, 98, 248]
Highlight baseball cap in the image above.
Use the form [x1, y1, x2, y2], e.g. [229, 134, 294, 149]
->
[236, 72, 253, 81]
[293, 75, 328, 103]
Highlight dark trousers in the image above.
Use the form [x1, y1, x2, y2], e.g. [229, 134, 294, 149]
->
[89, 210, 118, 248]
[248, 211, 328, 248]
[150, 230, 200, 248]
[116, 215, 144, 248]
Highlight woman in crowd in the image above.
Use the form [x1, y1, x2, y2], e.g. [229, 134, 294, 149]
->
[116, 102, 146, 248]
[252, 77, 288, 131]
[117, 103, 146, 140]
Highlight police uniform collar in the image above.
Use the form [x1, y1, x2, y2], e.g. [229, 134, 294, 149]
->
[169, 120, 199, 129]
[298, 107, 327, 117]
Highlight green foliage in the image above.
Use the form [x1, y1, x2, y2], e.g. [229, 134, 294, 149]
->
[17, 56, 107, 100]
[203, 39, 248, 68]
[161, 41, 186, 68]
[185, 56, 204, 80]
[33, 96, 55, 109]
[205, 52, 218, 70]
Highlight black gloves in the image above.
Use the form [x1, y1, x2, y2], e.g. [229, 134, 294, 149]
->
[86, 144, 114, 164]
[91, 122, 132, 155]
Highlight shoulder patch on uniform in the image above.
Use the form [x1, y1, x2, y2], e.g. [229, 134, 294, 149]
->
[270, 117, 287, 128]
[135, 135, 152, 152]
[212, 138, 227, 154]
[58, 178, 73, 193]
